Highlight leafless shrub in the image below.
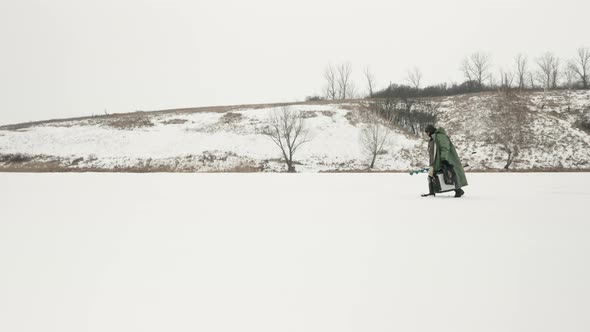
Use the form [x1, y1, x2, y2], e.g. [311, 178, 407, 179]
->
[489, 92, 530, 169]
[161, 118, 188, 125]
[198, 151, 238, 163]
[0, 153, 33, 163]
[360, 109, 392, 169]
[305, 96, 323, 102]
[71, 157, 84, 166]
[220, 112, 242, 124]
[577, 110, 590, 132]
[103, 115, 154, 129]
[372, 98, 437, 136]
[221, 164, 264, 172]
[300, 110, 336, 119]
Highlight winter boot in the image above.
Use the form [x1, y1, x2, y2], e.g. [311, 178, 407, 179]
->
[454, 188, 464, 198]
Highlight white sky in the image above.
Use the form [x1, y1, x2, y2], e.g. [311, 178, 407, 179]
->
[1, 0, 589, 124]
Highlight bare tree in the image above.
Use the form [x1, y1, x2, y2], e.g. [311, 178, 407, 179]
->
[460, 58, 474, 83]
[347, 81, 360, 100]
[264, 108, 311, 172]
[489, 92, 529, 169]
[461, 52, 492, 88]
[360, 108, 391, 169]
[364, 67, 376, 98]
[498, 68, 514, 91]
[564, 63, 577, 89]
[528, 72, 536, 89]
[514, 54, 528, 90]
[570, 47, 590, 89]
[406, 67, 423, 89]
[337, 62, 353, 99]
[488, 73, 497, 89]
[563, 64, 576, 112]
[551, 57, 560, 89]
[377, 97, 397, 123]
[536, 52, 558, 90]
[324, 65, 338, 100]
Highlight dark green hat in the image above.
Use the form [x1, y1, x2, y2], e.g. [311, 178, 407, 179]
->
[425, 125, 436, 134]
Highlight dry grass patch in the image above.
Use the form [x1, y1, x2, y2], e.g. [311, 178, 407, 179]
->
[216, 165, 264, 172]
[220, 112, 242, 124]
[0, 153, 34, 163]
[100, 114, 154, 129]
[161, 118, 189, 125]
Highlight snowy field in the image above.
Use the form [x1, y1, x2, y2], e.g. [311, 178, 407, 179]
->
[1, 173, 589, 332]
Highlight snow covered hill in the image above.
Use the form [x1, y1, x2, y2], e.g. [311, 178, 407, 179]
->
[1, 90, 589, 172]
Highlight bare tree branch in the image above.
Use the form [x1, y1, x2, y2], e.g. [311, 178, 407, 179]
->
[337, 62, 353, 100]
[514, 54, 528, 90]
[406, 67, 423, 89]
[551, 57, 560, 89]
[489, 92, 529, 169]
[324, 65, 338, 100]
[364, 67, 376, 98]
[360, 107, 391, 169]
[528, 72, 536, 89]
[570, 47, 590, 89]
[498, 68, 515, 92]
[536, 52, 559, 90]
[564, 63, 577, 89]
[461, 52, 492, 88]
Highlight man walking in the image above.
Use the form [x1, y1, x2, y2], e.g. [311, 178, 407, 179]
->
[422, 125, 468, 197]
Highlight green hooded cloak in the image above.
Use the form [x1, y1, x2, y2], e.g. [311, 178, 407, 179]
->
[432, 128, 468, 188]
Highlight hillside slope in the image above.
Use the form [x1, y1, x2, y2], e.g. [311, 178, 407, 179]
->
[1, 91, 589, 172]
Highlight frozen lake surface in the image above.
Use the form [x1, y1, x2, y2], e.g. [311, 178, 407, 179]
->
[1, 173, 589, 332]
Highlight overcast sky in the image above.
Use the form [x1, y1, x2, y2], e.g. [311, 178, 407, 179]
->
[1, 0, 588, 124]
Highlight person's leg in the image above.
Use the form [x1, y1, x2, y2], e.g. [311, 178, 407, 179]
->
[422, 177, 436, 197]
[451, 167, 464, 198]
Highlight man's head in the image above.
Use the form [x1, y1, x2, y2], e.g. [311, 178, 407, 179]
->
[424, 125, 436, 137]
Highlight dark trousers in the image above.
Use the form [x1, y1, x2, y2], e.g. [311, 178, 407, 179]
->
[427, 176, 436, 195]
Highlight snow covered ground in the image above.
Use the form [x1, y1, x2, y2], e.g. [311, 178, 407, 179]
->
[0, 104, 420, 172]
[1, 173, 589, 332]
[2, 90, 589, 172]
